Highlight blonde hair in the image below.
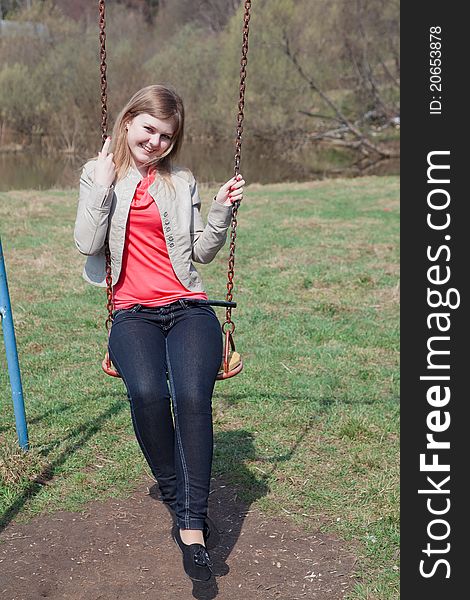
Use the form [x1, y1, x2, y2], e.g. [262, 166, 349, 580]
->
[110, 85, 185, 181]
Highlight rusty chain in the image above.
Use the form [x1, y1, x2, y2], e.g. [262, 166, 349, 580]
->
[223, 0, 252, 334]
[98, 0, 114, 331]
[99, 0, 108, 144]
[105, 245, 113, 331]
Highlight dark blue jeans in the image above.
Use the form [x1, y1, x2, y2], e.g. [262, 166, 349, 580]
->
[108, 300, 222, 530]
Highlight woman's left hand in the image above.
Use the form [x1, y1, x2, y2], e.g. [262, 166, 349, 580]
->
[215, 174, 245, 206]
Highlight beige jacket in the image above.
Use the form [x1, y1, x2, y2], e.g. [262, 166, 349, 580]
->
[74, 160, 232, 291]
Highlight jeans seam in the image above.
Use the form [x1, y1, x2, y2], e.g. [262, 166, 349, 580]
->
[165, 337, 191, 529]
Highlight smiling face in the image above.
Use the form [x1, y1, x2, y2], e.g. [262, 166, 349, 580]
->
[110, 85, 185, 181]
[126, 113, 176, 172]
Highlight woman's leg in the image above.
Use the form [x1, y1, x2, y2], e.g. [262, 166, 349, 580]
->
[165, 305, 222, 533]
[108, 311, 177, 509]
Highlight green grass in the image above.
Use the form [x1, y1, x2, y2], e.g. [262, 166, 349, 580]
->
[0, 177, 399, 599]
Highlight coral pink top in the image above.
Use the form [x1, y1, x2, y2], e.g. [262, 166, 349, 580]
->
[113, 172, 208, 309]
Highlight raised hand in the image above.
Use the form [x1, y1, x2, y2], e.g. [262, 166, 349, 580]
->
[215, 174, 245, 206]
[94, 137, 116, 187]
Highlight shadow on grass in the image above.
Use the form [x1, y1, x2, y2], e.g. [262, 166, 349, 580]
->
[161, 422, 313, 599]
[219, 387, 393, 410]
[0, 398, 126, 533]
[217, 388, 337, 412]
[0, 402, 74, 435]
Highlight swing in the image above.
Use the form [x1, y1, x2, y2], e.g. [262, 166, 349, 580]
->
[98, 0, 252, 381]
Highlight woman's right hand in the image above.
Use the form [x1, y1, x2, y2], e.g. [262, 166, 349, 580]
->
[94, 137, 116, 187]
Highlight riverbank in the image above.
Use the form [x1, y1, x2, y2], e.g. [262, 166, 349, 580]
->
[0, 139, 400, 190]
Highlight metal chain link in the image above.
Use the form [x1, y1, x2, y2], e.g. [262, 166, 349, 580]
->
[99, 0, 108, 144]
[223, 0, 252, 334]
[105, 245, 113, 331]
[99, 0, 114, 331]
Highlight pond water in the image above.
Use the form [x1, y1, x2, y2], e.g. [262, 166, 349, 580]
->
[0, 139, 399, 191]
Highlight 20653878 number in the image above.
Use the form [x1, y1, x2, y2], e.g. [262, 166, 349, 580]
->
[429, 26, 442, 115]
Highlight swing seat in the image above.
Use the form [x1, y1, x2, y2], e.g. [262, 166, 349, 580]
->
[216, 329, 243, 380]
[102, 351, 120, 378]
[217, 351, 243, 380]
[102, 348, 243, 380]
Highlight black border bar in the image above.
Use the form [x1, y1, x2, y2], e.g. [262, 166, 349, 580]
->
[401, 3, 467, 597]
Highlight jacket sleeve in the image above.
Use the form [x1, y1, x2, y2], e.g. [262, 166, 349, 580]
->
[190, 177, 233, 264]
[74, 161, 114, 256]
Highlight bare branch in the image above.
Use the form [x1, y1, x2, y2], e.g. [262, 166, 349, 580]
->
[282, 31, 356, 132]
[282, 30, 394, 158]
[378, 55, 400, 89]
[298, 110, 342, 123]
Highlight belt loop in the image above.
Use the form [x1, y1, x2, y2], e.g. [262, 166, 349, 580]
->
[131, 304, 142, 313]
[178, 299, 187, 309]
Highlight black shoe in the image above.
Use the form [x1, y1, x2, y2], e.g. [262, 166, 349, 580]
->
[203, 515, 220, 551]
[172, 525, 213, 582]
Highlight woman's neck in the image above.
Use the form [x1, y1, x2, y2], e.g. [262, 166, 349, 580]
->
[135, 165, 149, 179]
[129, 158, 151, 179]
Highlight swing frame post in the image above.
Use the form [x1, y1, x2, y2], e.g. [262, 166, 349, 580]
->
[0, 236, 29, 450]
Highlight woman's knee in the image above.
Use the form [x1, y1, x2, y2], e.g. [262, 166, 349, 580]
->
[128, 380, 170, 412]
[173, 390, 213, 417]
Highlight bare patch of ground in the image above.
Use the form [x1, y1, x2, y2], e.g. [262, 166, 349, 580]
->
[0, 477, 358, 600]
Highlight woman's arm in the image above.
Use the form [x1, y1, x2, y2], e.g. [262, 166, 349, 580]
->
[74, 141, 116, 256]
[190, 178, 233, 264]
[74, 161, 114, 256]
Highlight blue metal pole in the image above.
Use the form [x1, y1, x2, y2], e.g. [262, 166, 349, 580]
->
[0, 236, 29, 450]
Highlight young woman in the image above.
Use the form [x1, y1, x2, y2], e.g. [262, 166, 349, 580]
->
[74, 85, 245, 582]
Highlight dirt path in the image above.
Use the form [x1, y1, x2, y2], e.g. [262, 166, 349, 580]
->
[0, 477, 357, 599]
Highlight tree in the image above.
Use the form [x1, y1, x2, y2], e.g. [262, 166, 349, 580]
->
[0, 0, 400, 165]
[0, 1, 24, 19]
[154, 0, 241, 35]
[0, 63, 41, 139]
[266, 0, 399, 164]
